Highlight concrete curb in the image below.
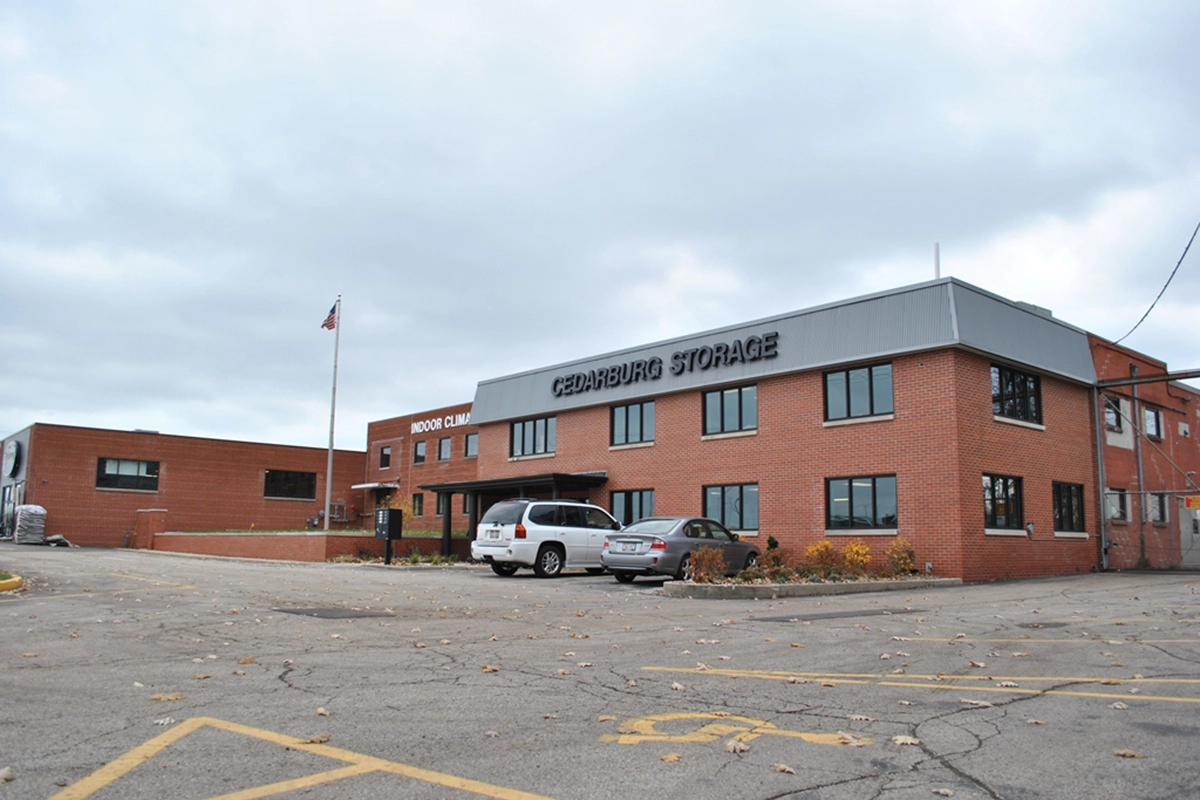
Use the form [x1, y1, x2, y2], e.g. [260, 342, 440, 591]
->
[661, 576, 962, 599]
[0, 574, 23, 593]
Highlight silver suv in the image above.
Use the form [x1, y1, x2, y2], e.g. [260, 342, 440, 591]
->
[471, 499, 621, 577]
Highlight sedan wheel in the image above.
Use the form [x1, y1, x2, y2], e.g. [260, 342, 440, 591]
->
[743, 552, 758, 570]
[675, 554, 691, 581]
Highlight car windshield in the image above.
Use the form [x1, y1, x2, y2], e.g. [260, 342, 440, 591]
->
[479, 502, 527, 525]
[620, 519, 678, 534]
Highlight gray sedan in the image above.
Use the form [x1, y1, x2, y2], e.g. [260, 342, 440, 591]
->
[600, 516, 760, 583]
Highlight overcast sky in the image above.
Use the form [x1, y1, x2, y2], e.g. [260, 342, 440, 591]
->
[1, 1, 1197, 451]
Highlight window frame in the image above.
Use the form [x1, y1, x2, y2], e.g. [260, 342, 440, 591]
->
[379, 446, 391, 469]
[412, 493, 424, 517]
[824, 363, 894, 421]
[702, 482, 759, 532]
[702, 385, 758, 436]
[1148, 492, 1169, 524]
[464, 432, 479, 459]
[413, 441, 426, 464]
[95, 458, 160, 492]
[991, 365, 1042, 424]
[611, 489, 655, 526]
[1103, 396, 1122, 432]
[1106, 488, 1128, 521]
[438, 437, 452, 462]
[263, 469, 317, 500]
[611, 401, 655, 446]
[1052, 482, 1086, 534]
[436, 492, 448, 517]
[982, 473, 1024, 531]
[825, 474, 898, 531]
[1142, 406, 1162, 439]
[511, 416, 556, 457]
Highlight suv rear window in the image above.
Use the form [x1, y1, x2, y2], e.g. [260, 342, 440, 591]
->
[479, 501, 528, 525]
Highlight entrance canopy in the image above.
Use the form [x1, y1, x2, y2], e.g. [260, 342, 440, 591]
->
[418, 471, 607, 498]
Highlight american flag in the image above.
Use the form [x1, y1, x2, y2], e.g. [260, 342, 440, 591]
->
[321, 303, 337, 330]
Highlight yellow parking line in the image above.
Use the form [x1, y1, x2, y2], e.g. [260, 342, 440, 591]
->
[49, 717, 554, 800]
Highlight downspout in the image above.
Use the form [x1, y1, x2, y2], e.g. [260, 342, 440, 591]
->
[1131, 365, 1149, 567]
[1093, 388, 1109, 570]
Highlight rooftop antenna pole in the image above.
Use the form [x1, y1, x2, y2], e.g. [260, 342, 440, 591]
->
[934, 242, 941, 279]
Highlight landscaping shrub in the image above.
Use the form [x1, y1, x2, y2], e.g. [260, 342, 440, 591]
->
[885, 536, 916, 576]
[735, 547, 794, 583]
[842, 539, 871, 574]
[804, 540, 843, 579]
[690, 546, 727, 583]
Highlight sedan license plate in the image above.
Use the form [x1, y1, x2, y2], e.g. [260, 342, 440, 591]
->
[620, 542, 637, 553]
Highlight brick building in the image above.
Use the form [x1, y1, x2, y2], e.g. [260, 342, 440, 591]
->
[418, 278, 1200, 581]
[1091, 337, 1200, 569]
[0, 423, 369, 559]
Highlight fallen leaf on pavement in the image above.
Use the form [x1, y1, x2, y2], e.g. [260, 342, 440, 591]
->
[238, 657, 257, 665]
[847, 714, 873, 722]
[481, 665, 500, 673]
[671, 682, 685, 691]
[153, 718, 175, 726]
[1108, 702, 1129, 710]
[892, 735, 920, 745]
[151, 692, 183, 702]
[316, 708, 329, 716]
[774, 763, 796, 774]
[1011, 652, 1030, 658]
[725, 740, 750, 754]
[837, 732, 869, 747]
[193, 674, 210, 680]
[661, 753, 681, 763]
[959, 699, 992, 708]
[1026, 719, 1046, 725]
[597, 716, 617, 722]
[303, 734, 330, 744]
[1113, 749, 1145, 758]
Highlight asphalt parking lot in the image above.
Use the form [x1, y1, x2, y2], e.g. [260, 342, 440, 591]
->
[2, 545, 1199, 800]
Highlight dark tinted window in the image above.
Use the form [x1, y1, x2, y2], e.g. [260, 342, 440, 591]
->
[585, 507, 618, 529]
[480, 501, 528, 525]
[560, 506, 588, 527]
[527, 505, 558, 525]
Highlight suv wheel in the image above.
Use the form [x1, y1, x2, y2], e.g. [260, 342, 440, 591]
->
[490, 562, 519, 577]
[533, 545, 564, 578]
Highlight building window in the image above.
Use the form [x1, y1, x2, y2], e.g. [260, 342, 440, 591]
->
[412, 493, 424, 516]
[703, 483, 759, 531]
[1052, 482, 1085, 533]
[826, 475, 898, 529]
[436, 493, 448, 516]
[1143, 407, 1162, 439]
[991, 365, 1041, 424]
[438, 437, 452, 461]
[825, 364, 893, 421]
[464, 433, 479, 459]
[1103, 396, 1122, 432]
[611, 489, 654, 526]
[1148, 492, 1168, 523]
[379, 446, 391, 469]
[462, 494, 473, 515]
[982, 473, 1023, 529]
[703, 385, 757, 435]
[511, 416, 556, 457]
[612, 401, 655, 445]
[96, 458, 159, 492]
[264, 470, 316, 500]
[414, 441, 426, 464]
[1106, 488, 1128, 521]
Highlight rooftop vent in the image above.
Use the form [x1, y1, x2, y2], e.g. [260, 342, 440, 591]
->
[1014, 301, 1053, 318]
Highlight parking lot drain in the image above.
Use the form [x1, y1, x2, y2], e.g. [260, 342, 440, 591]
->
[754, 608, 924, 623]
[273, 607, 394, 619]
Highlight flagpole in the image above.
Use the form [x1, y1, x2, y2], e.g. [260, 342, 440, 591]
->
[324, 295, 341, 531]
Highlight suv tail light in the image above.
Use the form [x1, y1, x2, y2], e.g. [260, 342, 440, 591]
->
[515, 524, 527, 539]
[650, 538, 667, 550]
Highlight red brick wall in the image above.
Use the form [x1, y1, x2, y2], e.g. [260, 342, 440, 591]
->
[474, 347, 1102, 581]
[1090, 337, 1200, 568]
[363, 402, 479, 534]
[22, 425, 366, 548]
[153, 532, 385, 561]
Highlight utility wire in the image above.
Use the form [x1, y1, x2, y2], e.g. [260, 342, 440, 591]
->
[1115, 216, 1200, 344]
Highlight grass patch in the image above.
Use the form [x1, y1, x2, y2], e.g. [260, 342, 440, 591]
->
[0, 571, 13, 581]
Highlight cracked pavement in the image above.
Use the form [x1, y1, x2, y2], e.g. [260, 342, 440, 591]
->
[2, 545, 1199, 799]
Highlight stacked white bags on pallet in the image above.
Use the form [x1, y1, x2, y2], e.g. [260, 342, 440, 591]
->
[14, 504, 47, 544]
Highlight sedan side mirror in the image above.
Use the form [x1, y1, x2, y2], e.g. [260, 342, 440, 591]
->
[730, 533, 739, 541]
